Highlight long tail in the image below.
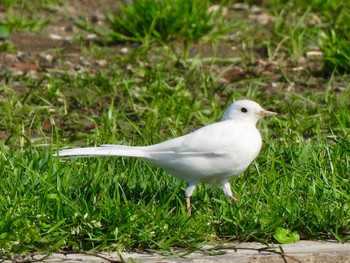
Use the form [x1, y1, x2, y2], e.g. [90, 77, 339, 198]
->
[54, 145, 148, 159]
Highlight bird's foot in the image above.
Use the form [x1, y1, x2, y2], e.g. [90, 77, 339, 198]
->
[230, 196, 239, 203]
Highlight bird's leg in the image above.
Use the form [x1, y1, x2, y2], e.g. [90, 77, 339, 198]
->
[186, 197, 191, 215]
[185, 183, 197, 216]
[221, 181, 239, 202]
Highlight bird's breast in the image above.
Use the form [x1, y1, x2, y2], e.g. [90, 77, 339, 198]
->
[224, 126, 262, 165]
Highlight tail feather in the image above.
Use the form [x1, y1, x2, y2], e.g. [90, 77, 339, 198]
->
[54, 145, 147, 159]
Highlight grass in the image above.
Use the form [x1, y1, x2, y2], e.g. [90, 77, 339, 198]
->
[1, 0, 350, 260]
[107, 0, 221, 42]
[0, 0, 55, 51]
[77, 0, 231, 59]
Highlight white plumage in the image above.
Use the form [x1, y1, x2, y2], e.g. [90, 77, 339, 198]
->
[55, 99, 276, 214]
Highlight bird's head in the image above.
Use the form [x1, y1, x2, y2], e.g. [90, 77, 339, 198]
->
[221, 99, 277, 124]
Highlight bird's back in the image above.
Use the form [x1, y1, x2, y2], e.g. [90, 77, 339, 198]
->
[142, 120, 262, 184]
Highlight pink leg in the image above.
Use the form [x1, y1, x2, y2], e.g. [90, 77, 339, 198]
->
[221, 181, 239, 202]
[185, 183, 197, 216]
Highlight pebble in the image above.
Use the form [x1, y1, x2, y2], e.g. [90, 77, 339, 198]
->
[96, 60, 107, 67]
[50, 34, 73, 41]
[232, 3, 250, 10]
[17, 52, 27, 62]
[86, 34, 98, 40]
[120, 47, 129, 54]
[306, 51, 323, 58]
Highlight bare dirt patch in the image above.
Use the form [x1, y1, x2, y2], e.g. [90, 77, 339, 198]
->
[0, 0, 330, 93]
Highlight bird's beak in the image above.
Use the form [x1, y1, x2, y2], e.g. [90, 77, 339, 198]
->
[258, 109, 277, 117]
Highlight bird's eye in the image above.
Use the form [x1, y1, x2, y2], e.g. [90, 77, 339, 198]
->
[241, 107, 248, 113]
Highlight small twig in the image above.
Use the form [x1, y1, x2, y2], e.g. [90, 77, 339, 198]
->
[204, 245, 303, 263]
[147, 244, 302, 263]
[269, 36, 290, 62]
[0, 251, 123, 263]
[0, 252, 50, 263]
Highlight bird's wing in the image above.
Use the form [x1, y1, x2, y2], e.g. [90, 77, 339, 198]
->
[143, 121, 236, 156]
[55, 121, 240, 159]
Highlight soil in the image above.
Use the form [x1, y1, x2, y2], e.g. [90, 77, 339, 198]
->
[1, 0, 118, 78]
[0, 0, 331, 93]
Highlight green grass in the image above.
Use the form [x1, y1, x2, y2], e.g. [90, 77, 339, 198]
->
[106, 0, 227, 43]
[1, 66, 350, 256]
[0, 0, 57, 32]
[235, 0, 350, 73]
[1, 0, 350, 260]
[76, 0, 231, 59]
[0, 0, 60, 51]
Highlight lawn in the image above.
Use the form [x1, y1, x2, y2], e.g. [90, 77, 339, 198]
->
[0, 0, 350, 259]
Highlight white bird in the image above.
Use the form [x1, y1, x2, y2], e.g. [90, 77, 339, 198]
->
[55, 100, 276, 215]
